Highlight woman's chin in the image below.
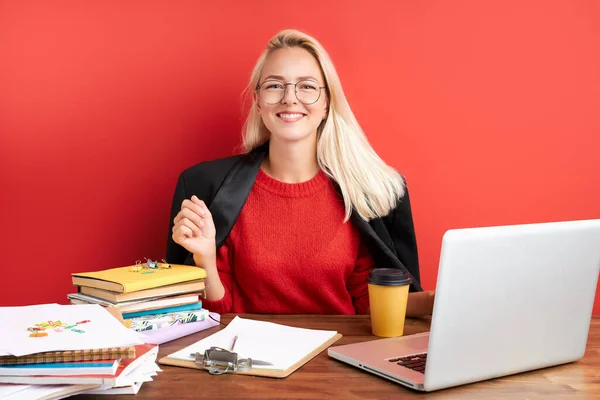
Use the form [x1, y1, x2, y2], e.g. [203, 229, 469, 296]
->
[269, 129, 318, 144]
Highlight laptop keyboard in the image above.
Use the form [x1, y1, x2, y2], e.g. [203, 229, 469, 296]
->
[388, 353, 427, 374]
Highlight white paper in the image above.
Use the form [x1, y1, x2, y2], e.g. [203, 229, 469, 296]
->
[0, 305, 60, 356]
[84, 381, 143, 395]
[0, 384, 30, 398]
[121, 359, 160, 383]
[1, 304, 144, 356]
[167, 316, 337, 371]
[0, 383, 99, 400]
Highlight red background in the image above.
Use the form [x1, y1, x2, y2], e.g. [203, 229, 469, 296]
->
[1, 1, 599, 313]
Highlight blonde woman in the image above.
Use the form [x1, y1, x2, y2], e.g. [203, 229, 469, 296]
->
[168, 29, 434, 316]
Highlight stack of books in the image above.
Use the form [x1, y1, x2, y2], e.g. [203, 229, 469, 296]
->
[0, 344, 160, 396]
[68, 261, 209, 334]
[0, 303, 161, 397]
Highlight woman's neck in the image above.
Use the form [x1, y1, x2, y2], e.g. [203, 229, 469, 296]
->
[263, 138, 320, 183]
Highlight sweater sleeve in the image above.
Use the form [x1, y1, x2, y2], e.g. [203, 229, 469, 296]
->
[347, 240, 374, 314]
[201, 240, 234, 314]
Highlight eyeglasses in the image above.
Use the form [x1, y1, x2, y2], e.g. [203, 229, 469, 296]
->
[256, 79, 326, 105]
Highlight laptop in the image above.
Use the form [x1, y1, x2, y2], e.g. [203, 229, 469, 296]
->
[328, 219, 600, 391]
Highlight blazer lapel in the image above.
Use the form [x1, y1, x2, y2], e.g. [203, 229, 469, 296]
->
[209, 144, 268, 249]
[351, 212, 422, 291]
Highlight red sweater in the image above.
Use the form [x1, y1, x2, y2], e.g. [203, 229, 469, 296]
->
[202, 168, 373, 315]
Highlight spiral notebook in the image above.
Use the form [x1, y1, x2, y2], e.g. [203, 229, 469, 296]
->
[0, 346, 136, 366]
[159, 316, 342, 378]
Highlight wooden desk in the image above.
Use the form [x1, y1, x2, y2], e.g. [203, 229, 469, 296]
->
[76, 315, 600, 399]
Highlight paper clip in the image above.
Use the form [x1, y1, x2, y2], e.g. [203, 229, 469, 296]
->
[145, 257, 159, 269]
[130, 261, 143, 272]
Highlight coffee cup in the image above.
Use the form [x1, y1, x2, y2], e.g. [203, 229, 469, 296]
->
[367, 268, 412, 337]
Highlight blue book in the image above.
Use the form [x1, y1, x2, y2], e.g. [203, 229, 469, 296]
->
[122, 302, 202, 319]
[0, 359, 119, 376]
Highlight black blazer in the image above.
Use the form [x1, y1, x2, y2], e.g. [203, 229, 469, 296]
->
[166, 143, 423, 292]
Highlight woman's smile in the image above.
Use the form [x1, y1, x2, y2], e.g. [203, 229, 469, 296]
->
[276, 112, 306, 123]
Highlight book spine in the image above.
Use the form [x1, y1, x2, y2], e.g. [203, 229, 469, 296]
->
[129, 309, 208, 332]
[0, 347, 136, 366]
[122, 301, 202, 319]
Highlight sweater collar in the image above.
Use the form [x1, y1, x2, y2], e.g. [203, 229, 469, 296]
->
[254, 168, 328, 198]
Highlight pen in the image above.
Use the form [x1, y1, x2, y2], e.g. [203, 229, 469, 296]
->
[230, 335, 238, 351]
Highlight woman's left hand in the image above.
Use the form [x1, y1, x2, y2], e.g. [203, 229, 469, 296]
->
[406, 290, 435, 317]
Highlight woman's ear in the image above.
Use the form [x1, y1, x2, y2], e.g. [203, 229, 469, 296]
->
[253, 93, 261, 113]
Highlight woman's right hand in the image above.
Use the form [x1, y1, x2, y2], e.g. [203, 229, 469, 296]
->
[172, 195, 217, 258]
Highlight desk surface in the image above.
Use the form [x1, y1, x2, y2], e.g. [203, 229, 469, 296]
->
[75, 314, 600, 400]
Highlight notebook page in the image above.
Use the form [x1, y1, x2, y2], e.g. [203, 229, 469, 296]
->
[1, 304, 145, 356]
[168, 316, 337, 371]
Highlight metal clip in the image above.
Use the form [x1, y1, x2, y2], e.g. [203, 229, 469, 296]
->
[190, 347, 253, 375]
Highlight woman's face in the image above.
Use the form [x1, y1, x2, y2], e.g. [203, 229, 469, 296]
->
[256, 47, 328, 145]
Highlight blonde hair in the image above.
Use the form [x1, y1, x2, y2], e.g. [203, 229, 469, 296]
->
[242, 29, 405, 221]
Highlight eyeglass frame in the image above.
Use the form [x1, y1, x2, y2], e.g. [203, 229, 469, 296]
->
[256, 79, 327, 105]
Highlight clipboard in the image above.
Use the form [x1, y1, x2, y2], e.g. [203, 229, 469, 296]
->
[158, 316, 342, 378]
[159, 333, 341, 378]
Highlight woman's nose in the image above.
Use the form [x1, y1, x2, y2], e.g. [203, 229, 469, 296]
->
[281, 84, 298, 105]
